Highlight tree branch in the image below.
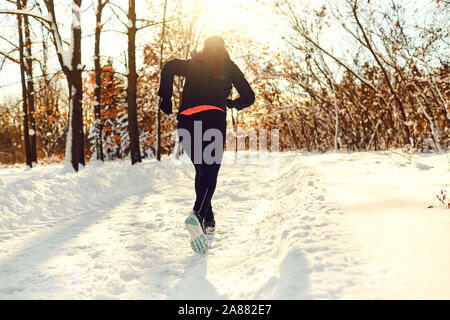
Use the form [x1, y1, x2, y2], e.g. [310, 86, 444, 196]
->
[0, 8, 52, 23]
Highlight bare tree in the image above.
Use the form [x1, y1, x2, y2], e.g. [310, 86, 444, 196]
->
[155, 0, 168, 161]
[93, 0, 110, 161]
[43, 0, 85, 171]
[23, 0, 37, 164]
[126, 0, 142, 164]
[269, 0, 449, 152]
[16, 0, 32, 167]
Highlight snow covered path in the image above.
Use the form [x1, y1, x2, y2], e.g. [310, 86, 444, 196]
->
[0, 151, 449, 299]
[311, 152, 450, 299]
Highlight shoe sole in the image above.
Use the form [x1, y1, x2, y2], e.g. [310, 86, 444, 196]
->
[185, 215, 209, 255]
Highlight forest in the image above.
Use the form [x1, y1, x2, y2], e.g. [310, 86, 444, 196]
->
[0, 0, 448, 171]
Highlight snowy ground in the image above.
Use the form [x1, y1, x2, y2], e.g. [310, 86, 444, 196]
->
[0, 151, 449, 299]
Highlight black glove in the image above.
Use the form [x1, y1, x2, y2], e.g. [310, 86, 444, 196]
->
[159, 97, 173, 115]
[226, 98, 243, 110]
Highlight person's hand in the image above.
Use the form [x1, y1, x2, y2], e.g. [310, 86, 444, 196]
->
[226, 98, 243, 110]
[159, 98, 173, 115]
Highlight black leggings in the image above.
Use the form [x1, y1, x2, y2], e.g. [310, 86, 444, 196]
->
[177, 110, 226, 221]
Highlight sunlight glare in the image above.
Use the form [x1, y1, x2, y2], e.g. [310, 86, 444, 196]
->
[189, 0, 275, 45]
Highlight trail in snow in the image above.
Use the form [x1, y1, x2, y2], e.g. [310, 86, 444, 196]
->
[0, 151, 449, 299]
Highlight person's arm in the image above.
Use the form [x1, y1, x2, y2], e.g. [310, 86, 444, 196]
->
[158, 59, 189, 114]
[227, 62, 255, 110]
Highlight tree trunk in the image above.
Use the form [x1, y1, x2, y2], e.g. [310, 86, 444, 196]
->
[66, 0, 85, 171]
[156, 0, 168, 161]
[23, 3, 37, 164]
[43, 0, 84, 171]
[17, 0, 32, 167]
[94, 0, 106, 161]
[127, 0, 142, 164]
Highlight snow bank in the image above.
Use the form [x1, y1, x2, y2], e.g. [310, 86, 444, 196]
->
[0, 159, 191, 234]
[309, 151, 450, 299]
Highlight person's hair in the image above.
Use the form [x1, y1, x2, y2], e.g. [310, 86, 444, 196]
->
[192, 36, 230, 79]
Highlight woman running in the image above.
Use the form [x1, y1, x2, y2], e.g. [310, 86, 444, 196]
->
[158, 36, 255, 254]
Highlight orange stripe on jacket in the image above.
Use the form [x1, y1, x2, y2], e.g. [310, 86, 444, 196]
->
[180, 105, 224, 116]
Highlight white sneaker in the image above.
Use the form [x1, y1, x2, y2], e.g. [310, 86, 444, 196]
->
[184, 211, 209, 254]
[205, 225, 215, 234]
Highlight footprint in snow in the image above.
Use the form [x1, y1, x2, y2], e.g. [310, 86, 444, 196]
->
[119, 268, 140, 282]
[1, 286, 25, 295]
[293, 231, 309, 238]
[415, 162, 431, 170]
[316, 195, 325, 201]
[126, 244, 147, 252]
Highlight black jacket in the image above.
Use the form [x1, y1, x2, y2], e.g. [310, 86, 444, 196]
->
[158, 58, 255, 115]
